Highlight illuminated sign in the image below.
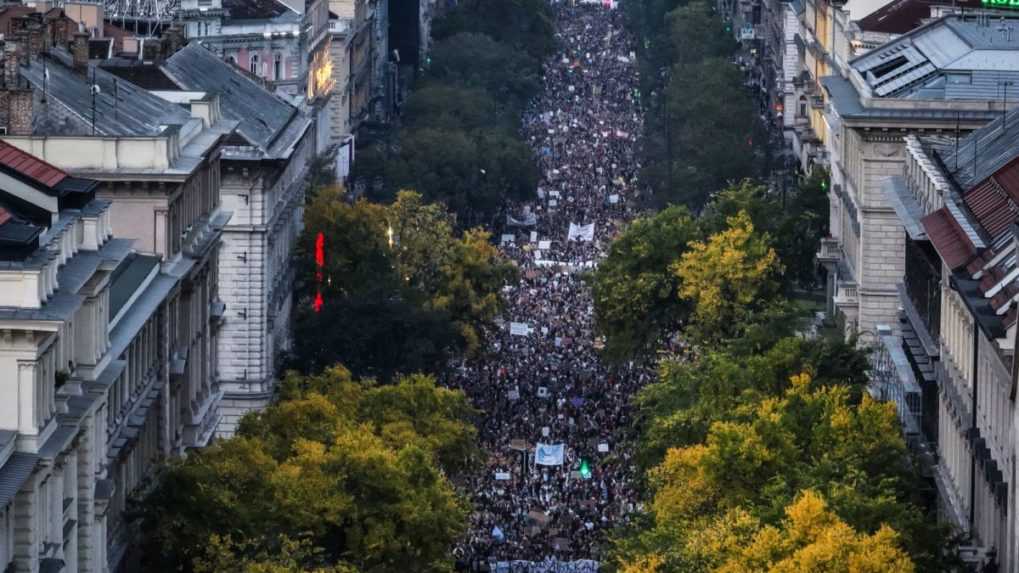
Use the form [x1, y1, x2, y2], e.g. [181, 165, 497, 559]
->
[306, 40, 335, 102]
[313, 231, 325, 313]
[982, 0, 1019, 8]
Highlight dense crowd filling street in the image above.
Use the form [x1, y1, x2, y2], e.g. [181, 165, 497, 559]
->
[447, 3, 654, 571]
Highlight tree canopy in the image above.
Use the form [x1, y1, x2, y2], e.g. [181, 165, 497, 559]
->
[674, 211, 782, 343]
[588, 205, 699, 359]
[288, 187, 516, 380]
[431, 0, 555, 61]
[135, 368, 473, 573]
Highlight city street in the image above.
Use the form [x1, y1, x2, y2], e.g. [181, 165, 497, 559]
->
[447, 3, 654, 570]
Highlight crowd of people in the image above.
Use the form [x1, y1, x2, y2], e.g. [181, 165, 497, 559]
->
[447, 3, 654, 571]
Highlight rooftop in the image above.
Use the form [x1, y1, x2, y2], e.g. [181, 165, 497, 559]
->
[850, 15, 1019, 100]
[22, 54, 192, 137]
[917, 107, 1019, 336]
[160, 43, 310, 158]
[858, 0, 984, 35]
[222, 0, 298, 21]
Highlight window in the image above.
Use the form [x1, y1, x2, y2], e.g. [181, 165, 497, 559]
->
[250, 53, 259, 75]
[227, 54, 236, 65]
[947, 73, 972, 85]
[274, 53, 283, 81]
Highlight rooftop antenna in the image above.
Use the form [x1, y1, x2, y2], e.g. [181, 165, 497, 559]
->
[1001, 78, 1015, 132]
[89, 65, 100, 136]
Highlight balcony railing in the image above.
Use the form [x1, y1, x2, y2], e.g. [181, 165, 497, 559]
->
[817, 237, 841, 263]
[834, 280, 858, 307]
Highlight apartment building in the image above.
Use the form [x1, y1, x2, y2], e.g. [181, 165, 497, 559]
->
[152, 43, 314, 436]
[875, 107, 1019, 572]
[817, 16, 1019, 341]
[0, 131, 226, 572]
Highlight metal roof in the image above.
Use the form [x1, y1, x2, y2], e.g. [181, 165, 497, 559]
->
[22, 56, 192, 137]
[161, 43, 304, 156]
[851, 15, 1019, 101]
[0, 453, 38, 508]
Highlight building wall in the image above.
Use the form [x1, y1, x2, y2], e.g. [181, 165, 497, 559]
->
[215, 128, 310, 437]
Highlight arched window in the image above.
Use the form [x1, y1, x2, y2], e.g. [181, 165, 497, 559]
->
[250, 53, 259, 75]
[798, 95, 807, 118]
[274, 53, 283, 81]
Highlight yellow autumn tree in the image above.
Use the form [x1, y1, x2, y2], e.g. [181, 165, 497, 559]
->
[705, 490, 915, 573]
[673, 210, 782, 342]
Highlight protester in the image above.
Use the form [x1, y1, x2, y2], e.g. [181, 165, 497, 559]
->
[446, 3, 653, 571]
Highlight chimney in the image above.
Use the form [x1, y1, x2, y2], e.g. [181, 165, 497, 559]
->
[159, 25, 185, 60]
[72, 31, 88, 69]
[3, 42, 21, 89]
[6, 89, 33, 135]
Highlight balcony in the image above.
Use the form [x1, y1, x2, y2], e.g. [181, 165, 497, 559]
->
[817, 237, 841, 263]
[834, 280, 858, 307]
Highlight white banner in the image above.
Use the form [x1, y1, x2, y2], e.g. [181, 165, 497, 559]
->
[494, 560, 600, 573]
[538, 240, 552, 250]
[567, 222, 595, 242]
[510, 322, 531, 336]
[535, 443, 565, 466]
[495, 471, 512, 481]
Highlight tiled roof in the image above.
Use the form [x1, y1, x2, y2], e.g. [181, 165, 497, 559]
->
[0, 140, 67, 188]
[921, 207, 977, 271]
[963, 176, 1019, 240]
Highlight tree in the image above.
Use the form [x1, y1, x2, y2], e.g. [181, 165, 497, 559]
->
[135, 369, 472, 573]
[642, 57, 763, 208]
[692, 492, 915, 573]
[384, 126, 539, 226]
[431, 0, 555, 61]
[590, 205, 700, 359]
[288, 187, 515, 380]
[665, 1, 735, 67]
[402, 84, 509, 132]
[700, 178, 829, 290]
[426, 33, 541, 115]
[674, 211, 782, 343]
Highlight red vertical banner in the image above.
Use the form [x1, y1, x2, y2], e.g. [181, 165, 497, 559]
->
[313, 231, 325, 312]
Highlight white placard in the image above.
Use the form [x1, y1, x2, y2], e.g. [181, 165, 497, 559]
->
[495, 471, 512, 481]
[598, 443, 610, 453]
[510, 322, 531, 336]
[501, 234, 515, 245]
[538, 240, 552, 250]
[608, 194, 620, 204]
[530, 231, 538, 243]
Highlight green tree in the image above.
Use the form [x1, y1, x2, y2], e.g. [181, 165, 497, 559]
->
[402, 84, 509, 132]
[426, 33, 541, 114]
[136, 369, 472, 573]
[431, 0, 555, 61]
[653, 58, 762, 207]
[384, 126, 538, 226]
[674, 211, 782, 343]
[590, 205, 700, 359]
[665, 1, 734, 66]
[289, 187, 515, 380]
[700, 178, 829, 290]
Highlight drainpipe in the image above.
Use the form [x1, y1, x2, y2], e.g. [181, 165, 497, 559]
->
[970, 318, 979, 532]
